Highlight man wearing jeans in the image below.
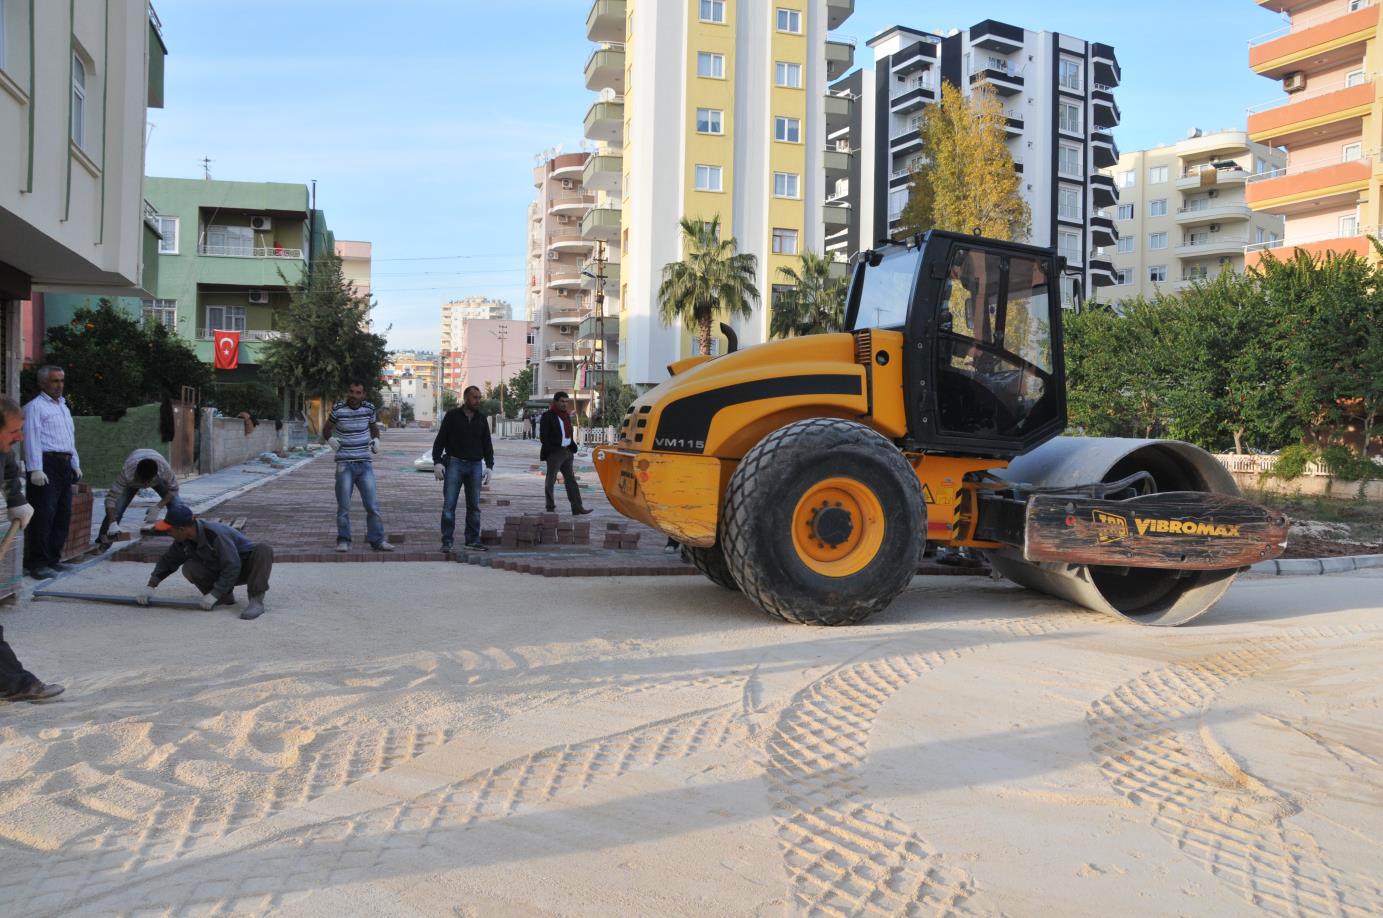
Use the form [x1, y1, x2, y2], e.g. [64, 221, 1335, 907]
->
[432, 385, 493, 552]
[323, 382, 393, 553]
[22, 365, 81, 580]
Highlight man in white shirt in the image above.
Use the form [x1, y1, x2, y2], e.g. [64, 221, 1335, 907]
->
[22, 365, 81, 580]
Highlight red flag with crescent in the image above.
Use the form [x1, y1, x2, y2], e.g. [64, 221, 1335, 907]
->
[213, 330, 240, 370]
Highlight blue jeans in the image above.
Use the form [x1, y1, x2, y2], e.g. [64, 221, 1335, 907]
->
[335, 460, 384, 546]
[441, 458, 483, 547]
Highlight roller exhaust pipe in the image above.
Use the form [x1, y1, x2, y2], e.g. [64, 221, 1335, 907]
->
[987, 437, 1247, 627]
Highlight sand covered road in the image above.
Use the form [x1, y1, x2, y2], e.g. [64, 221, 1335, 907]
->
[0, 562, 1379, 916]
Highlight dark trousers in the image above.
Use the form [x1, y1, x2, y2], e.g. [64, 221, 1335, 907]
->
[98, 484, 171, 541]
[25, 453, 75, 571]
[182, 544, 274, 598]
[0, 625, 38, 696]
[544, 447, 584, 512]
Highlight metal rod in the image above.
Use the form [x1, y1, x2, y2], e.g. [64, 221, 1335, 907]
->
[32, 590, 206, 609]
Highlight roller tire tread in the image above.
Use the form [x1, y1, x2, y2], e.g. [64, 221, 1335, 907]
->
[681, 543, 740, 592]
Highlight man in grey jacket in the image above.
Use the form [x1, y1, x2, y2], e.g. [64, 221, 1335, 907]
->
[97, 448, 179, 545]
[138, 503, 273, 621]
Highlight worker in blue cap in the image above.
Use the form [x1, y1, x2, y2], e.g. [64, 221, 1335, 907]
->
[137, 502, 273, 621]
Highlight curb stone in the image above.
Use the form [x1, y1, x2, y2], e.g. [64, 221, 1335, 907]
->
[1249, 553, 1383, 576]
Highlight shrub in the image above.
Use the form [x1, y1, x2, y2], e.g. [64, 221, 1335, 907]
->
[204, 382, 282, 420]
[1267, 444, 1316, 481]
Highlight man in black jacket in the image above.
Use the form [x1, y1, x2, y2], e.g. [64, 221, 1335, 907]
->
[539, 392, 592, 516]
[0, 396, 64, 703]
[432, 385, 494, 551]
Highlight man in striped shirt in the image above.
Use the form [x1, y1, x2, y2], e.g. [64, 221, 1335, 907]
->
[323, 381, 393, 552]
[22, 365, 82, 580]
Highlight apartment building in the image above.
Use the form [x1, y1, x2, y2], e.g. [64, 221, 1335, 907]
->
[336, 240, 372, 298]
[585, 0, 857, 388]
[447, 318, 536, 399]
[829, 19, 1122, 306]
[1103, 130, 1285, 299]
[1245, 0, 1381, 264]
[440, 296, 513, 393]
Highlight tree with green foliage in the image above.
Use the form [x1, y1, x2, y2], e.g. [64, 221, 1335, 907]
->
[898, 81, 1030, 241]
[770, 251, 848, 338]
[659, 216, 759, 355]
[482, 365, 534, 419]
[441, 390, 459, 411]
[597, 383, 639, 427]
[260, 250, 389, 407]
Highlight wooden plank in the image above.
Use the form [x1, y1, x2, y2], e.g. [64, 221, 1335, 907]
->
[1025, 491, 1289, 570]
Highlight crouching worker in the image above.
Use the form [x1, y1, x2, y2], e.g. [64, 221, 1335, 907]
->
[137, 503, 272, 621]
[98, 448, 179, 545]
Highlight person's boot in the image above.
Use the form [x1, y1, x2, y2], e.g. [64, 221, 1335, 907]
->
[3, 680, 65, 703]
[241, 595, 266, 621]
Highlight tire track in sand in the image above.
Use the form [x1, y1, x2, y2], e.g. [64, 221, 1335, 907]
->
[1085, 625, 1383, 917]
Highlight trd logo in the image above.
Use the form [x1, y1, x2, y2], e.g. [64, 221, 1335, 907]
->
[1091, 509, 1128, 544]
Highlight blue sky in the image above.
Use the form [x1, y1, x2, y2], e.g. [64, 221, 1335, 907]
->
[146, 0, 1288, 351]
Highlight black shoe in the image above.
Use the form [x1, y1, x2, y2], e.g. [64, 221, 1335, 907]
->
[545, 506, 556, 513]
[573, 507, 594, 515]
[440, 543, 454, 554]
[50, 561, 76, 572]
[28, 567, 59, 580]
[464, 542, 489, 552]
[3, 680, 65, 703]
[216, 593, 237, 607]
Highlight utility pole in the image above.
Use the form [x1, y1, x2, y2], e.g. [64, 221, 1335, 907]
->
[593, 240, 608, 429]
[493, 323, 510, 419]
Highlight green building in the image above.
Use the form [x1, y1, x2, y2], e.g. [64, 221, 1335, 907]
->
[43, 176, 333, 382]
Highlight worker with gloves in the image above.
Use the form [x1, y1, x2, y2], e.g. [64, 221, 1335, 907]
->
[97, 448, 181, 546]
[432, 384, 493, 553]
[322, 381, 392, 553]
[138, 502, 272, 621]
[21, 365, 81, 580]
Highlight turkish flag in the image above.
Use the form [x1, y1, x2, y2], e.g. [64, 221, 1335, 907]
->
[213, 330, 240, 370]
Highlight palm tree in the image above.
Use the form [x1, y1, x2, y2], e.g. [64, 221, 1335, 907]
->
[770, 251, 848, 338]
[658, 216, 759, 355]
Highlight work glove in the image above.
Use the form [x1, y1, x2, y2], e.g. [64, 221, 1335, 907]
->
[434, 462, 446, 481]
[482, 468, 492, 487]
[136, 582, 157, 606]
[326, 436, 341, 452]
[28, 470, 48, 488]
[198, 593, 218, 611]
[6, 504, 34, 530]
[371, 437, 380, 454]
[144, 505, 161, 525]
[107, 523, 123, 539]
[73, 467, 82, 483]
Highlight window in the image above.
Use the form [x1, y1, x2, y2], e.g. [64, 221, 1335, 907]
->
[1341, 213, 1360, 236]
[1058, 101, 1081, 133]
[699, 0, 725, 23]
[1149, 265, 1167, 283]
[1149, 198, 1167, 217]
[1058, 231, 1080, 264]
[1058, 185, 1081, 221]
[1349, 0, 1368, 10]
[205, 304, 246, 334]
[71, 52, 86, 148]
[1346, 69, 1368, 87]
[205, 224, 254, 256]
[1343, 142, 1363, 162]
[1149, 232, 1167, 250]
[1116, 269, 1133, 286]
[1058, 144, 1082, 178]
[694, 164, 723, 192]
[696, 52, 724, 78]
[1059, 58, 1081, 91]
[774, 116, 800, 143]
[775, 61, 802, 88]
[773, 171, 800, 198]
[155, 215, 179, 254]
[1116, 203, 1134, 221]
[1148, 165, 1168, 184]
[141, 298, 176, 328]
[776, 7, 801, 33]
[1116, 170, 1136, 189]
[1117, 236, 1135, 253]
[696, 108, 723, 134]
[772, 227, 799, 255]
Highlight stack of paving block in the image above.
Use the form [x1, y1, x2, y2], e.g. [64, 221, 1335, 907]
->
[60, 484, 94, 561]
[480, 528, 500, 546]
[602, 521, 642, 550]
[573, 519, 591, 544]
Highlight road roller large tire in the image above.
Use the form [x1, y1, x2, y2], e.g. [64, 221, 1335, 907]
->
[681, 542, 740, 591]
[721, 418, 925, 625]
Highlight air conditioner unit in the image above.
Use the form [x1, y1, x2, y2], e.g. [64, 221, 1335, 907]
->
[1219, 256, 1232, 265]
[249, 215, 273, 232]
[1207, 189, 1218, 198]
[1208, 223, 1221, 233]
[247, 289, 269, 304]
[547, 250, 560, 260]
[1282, 72, 1306, 93]
[561, 178, 574, 190]
[557, 215, 572, 224]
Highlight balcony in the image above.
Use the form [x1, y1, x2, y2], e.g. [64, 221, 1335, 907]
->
[825, 91, 855, 136]
[1088, 252, 1117, 288]
[891, 40, 937, 75]
[194, 247, 305, 288]
[1175, 236, 1250, 257]
[545, 343, 578, 364]
[1004, 110, 1023, 135]
[1246, 157, 1371, 213]
[584, 43, 625, 93]
[891, 82, 935, 114]
[1091, 132, 1119, 169]
[969, 67, 1023, 95]
[1177, 165, 1250, 191]
[824, 147, 851, 179]
[826, 38, 856, 80]
[545, 310, 583, 328]
[889, 128, 924, 158]
[1174, 202, 1253, 227]
[823, 202, 851, 229]
[826, 0, 855, 30]
[582, 153, 622, 195]
[547, 264, 584, 290]
[586, 0, 625, 43]
[581, 206, 621, 243]
[549, 191, 595, 217]
[1090, 173, 1119, 209]
[1091, 88, 1120, 129]
[198, 244, 303, 259]
[1090, 214, 1118, 248]
[197, 328, 285, 341]
[547, 228, 594, 254]
[578, 312, 619, 342]
[1245, 225, 1377, 268]
[584, 99, 624, 143]
[1250, 5, 1376, 80]
[971, 19, 1024, 54]
[1248, 81, 1372, 147]
[1091, 43, 1121, 88]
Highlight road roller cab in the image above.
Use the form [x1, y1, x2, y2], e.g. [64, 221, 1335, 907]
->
[591, 230, 1287, 627]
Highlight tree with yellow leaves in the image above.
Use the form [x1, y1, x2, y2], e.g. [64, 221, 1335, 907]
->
[898, 81, 1030, 241]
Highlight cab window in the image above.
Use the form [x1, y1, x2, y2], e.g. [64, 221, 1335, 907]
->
[850, 247, 919, 330]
